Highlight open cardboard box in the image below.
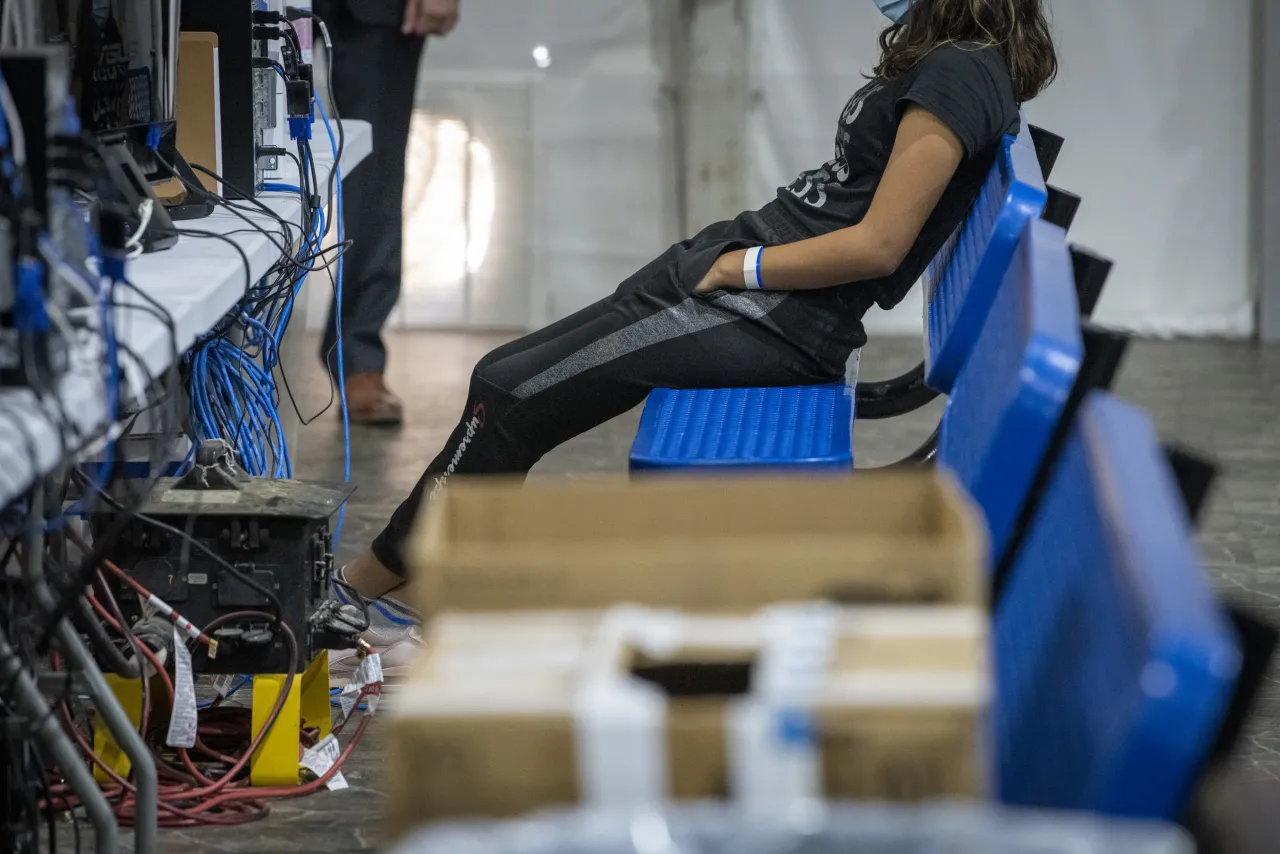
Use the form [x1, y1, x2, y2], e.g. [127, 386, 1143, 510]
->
[408, 471, 987, 614]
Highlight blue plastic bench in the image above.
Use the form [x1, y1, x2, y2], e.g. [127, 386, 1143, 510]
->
[995, 392, 1241, 820]
[924, 133, 1051, 394]
[630, 127, 1048, 474]
[936, 218, 1083, 562]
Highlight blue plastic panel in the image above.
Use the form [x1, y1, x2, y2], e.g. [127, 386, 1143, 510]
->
[923, 136, 1048, 394]
[938, 219, 1083, 560]
[995, 393, 1241, 820]
[629, 384, 853, 472]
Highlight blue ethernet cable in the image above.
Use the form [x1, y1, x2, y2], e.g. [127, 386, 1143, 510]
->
[315, 96, 351, 547]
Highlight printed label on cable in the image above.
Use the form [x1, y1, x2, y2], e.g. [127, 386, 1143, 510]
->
[360, 653, 384, 715]
[211, 674, 237, 697]
[338, 652, 384, 719]
[166, 626, 198, 748]
[300, 734, 349, 791]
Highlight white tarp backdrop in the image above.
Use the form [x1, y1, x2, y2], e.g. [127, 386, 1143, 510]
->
[397, 0, 676, 331]
[1029, 0, 1255, 337]
[310, 0, 1257, 338]
[307, 0, 676, 331]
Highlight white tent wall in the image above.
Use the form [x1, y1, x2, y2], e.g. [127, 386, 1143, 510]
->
[1032, 0, 1255, 336]
[306, 0, 677, 332]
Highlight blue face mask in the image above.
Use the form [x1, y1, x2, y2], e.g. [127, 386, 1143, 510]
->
[874, 0, 918, 22]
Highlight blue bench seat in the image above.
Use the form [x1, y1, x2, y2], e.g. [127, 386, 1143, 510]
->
[630, 384, 853, 472]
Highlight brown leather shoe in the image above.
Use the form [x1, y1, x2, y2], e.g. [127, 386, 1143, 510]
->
[343, 373, 404, 426]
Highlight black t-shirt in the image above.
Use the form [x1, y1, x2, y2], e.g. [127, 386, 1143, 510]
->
[771, 43, 1020, 311]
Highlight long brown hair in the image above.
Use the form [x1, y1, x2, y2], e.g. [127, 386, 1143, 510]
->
[873, 0, 1058, 103]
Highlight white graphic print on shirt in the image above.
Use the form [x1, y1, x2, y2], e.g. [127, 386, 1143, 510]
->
[786, 82, 883, 209]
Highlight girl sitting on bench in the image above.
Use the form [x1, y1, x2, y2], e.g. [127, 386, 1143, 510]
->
[331, 0, 1060, 677]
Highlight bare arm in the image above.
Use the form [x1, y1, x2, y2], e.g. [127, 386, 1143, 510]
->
[695, 105, 966, 294]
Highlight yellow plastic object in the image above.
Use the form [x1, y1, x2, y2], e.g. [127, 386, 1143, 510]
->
[299, 649, 331, 739]
[92, 674, 145, 783]
[249, 651, 331, 787]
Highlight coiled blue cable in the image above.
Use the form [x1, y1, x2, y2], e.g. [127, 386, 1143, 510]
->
[183, 96, 347, 508]
[186, 167, 332, 477]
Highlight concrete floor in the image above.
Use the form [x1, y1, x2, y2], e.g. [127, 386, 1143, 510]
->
[75, 332, 1280, 852]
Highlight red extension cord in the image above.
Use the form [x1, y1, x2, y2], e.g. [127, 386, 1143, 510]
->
[44, 541, 376, 828]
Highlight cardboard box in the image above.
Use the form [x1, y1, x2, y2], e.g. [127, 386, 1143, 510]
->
[409, 473, 986, 614]
[154, 32, 222, 205]
[386, 604, 988, 833]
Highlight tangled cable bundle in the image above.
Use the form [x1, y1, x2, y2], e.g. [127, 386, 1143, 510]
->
[40, 539, 379, 830]
[45, 588, 376, 828]
[184, 137, 336, 479]
[0, 12, 365, 845]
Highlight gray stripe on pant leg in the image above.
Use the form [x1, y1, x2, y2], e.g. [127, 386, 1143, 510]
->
[511, 292, 789, 399]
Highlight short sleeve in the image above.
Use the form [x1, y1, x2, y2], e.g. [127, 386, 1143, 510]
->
[897, 46, 1015, 157]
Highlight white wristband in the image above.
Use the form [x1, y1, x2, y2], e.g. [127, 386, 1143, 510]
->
[743, 247, 764, 290]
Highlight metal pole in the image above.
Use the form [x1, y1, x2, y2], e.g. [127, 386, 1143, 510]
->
[55, 623, 158, 854]
[0, 627, 119, 854]
[23, 481, 157, 852]
[1260, 0, 1280, 340]
[680, 0, 749, 230]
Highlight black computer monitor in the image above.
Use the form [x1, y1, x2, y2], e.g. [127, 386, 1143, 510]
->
[44, 0, 180, 180]
[41, 0, 199, 248]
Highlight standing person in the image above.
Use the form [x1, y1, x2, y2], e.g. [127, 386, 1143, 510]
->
[314, 0, 461, 425]
[330, 0, 1059, 677]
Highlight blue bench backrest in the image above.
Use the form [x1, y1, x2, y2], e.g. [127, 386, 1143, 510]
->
[995, 393, 1241, 820]
[937, 218, 1082, 561]
[923, 126, 1048, 394]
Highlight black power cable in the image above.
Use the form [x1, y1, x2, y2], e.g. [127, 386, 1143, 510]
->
[176, 159, 348, 275]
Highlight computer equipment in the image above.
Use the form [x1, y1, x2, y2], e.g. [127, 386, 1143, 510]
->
[181, 1, 285, 199]
[43, 0, 211, 249]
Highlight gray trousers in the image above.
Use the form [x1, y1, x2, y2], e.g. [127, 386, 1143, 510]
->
[315, 0, 425, 375]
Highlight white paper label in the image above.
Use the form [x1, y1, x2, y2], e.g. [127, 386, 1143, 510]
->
[211, 674, 237, 697]
[338, 653, 384, 720]
[166, 627, 198, 748]
[299, 734, 349, 791]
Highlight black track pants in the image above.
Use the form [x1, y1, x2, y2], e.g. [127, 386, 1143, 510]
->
[371, 204, 875, 575]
